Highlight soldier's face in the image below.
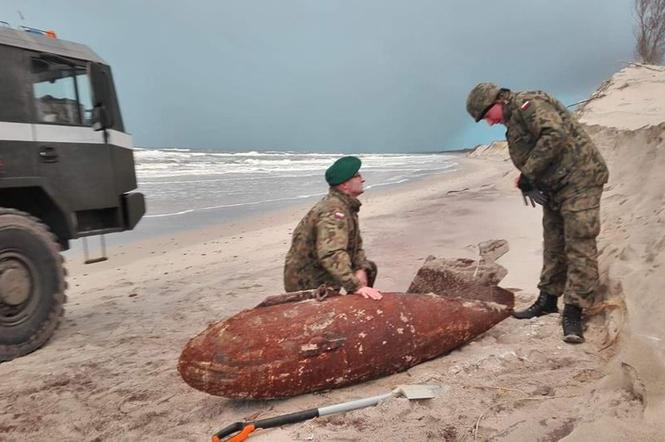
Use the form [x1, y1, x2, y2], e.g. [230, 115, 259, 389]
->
[340, 172, 365, 197]
[484, 103, 504, 126]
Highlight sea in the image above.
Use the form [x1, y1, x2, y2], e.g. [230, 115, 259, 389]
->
[70, 148, 461, 253]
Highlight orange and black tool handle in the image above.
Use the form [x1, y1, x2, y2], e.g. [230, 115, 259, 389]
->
[212, 408, 320, 441]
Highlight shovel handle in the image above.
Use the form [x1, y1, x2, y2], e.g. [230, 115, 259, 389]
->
[211, 423, 255, 442]
[254, 408, 319, 428]
[226, 424, 255, 442]
[212, 422, 246, 441]
[212, 409, 319, 441]
[318, 392, 392, 416]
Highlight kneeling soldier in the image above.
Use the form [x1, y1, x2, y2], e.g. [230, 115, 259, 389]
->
[284, 156, 382, 301]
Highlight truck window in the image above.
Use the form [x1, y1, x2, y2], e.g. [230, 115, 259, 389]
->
[31, 60, 93, 126]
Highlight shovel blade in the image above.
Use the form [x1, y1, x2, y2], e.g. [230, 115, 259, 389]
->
[393, 384, 441, 400]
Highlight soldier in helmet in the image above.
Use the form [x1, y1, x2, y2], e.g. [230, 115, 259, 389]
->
[284, 156, 383, 300]
[466, 83, 609, 343]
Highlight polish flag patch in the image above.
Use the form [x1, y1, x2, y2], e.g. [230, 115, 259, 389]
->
[335, 212, 346, 219]
[520, 100, 531, 110]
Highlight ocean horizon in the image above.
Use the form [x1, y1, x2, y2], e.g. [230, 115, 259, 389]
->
[135, 148, 460, 218]
[66, 148, 462, 256]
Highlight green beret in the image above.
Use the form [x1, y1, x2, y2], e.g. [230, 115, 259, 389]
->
[325, 156, 362, 186]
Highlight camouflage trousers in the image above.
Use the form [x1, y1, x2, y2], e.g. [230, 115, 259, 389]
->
[284, 260, 377, 293]
[538, 186, 603, 308]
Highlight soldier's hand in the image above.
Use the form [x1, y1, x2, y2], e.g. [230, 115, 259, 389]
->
[355, 286, 383, 300]
[354, 269, 368, 287]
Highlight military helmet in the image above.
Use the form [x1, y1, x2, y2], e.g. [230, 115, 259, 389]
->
[466, 82, 501, 122]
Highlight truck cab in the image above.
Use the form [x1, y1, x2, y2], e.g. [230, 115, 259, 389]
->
[0, 25, 145, 361]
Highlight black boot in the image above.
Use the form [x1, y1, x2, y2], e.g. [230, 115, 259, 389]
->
[562, 304, 584, 344]
[512, 291, 559, 319]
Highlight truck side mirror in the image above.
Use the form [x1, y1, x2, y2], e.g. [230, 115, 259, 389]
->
[90, 62, 114, 131]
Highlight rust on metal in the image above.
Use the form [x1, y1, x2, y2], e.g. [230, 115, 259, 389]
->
[178, 289, 513, 399]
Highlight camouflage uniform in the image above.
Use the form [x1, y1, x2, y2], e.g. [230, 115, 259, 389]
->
[503, 90, 609, 307]
[284, 188, 377, 293]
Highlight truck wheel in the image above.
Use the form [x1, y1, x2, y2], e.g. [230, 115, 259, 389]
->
[0, 209, 66, 362]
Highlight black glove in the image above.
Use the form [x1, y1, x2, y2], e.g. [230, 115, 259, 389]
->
[523, 189, 548, 207]
[516, 173, 534, 192]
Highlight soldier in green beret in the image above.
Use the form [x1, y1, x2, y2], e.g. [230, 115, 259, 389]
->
[466, 83, 609, 344]
[284, 156, 382, 300]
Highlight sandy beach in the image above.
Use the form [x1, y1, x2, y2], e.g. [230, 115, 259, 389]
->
[2, 64, 665, 441]
[0, 154, 608, 442]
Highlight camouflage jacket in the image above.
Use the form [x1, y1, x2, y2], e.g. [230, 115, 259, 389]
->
[284, 188, 371, 293]
[504, 91, 609, 195]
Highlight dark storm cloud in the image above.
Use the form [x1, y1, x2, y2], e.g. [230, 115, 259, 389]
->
[0, 1, 635, 151]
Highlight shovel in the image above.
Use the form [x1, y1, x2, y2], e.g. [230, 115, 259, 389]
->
[212, 384, 441, 442]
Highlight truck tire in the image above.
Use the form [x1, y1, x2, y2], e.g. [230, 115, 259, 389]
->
[0, 209, 66, 362]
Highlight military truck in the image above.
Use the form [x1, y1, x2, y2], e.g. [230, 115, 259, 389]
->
[0, 25, 145, 361]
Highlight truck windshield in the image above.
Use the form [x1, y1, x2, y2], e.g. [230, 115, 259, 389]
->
[31, 59, 93, 126]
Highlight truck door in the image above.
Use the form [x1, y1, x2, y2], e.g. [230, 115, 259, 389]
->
[30, 55, 118, 232]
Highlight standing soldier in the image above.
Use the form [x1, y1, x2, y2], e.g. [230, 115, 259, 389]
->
[466, 83, 608, 343]
[284, 156, 383, 301]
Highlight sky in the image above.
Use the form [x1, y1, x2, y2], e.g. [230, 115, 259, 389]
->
[1, 1, 636, 152]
